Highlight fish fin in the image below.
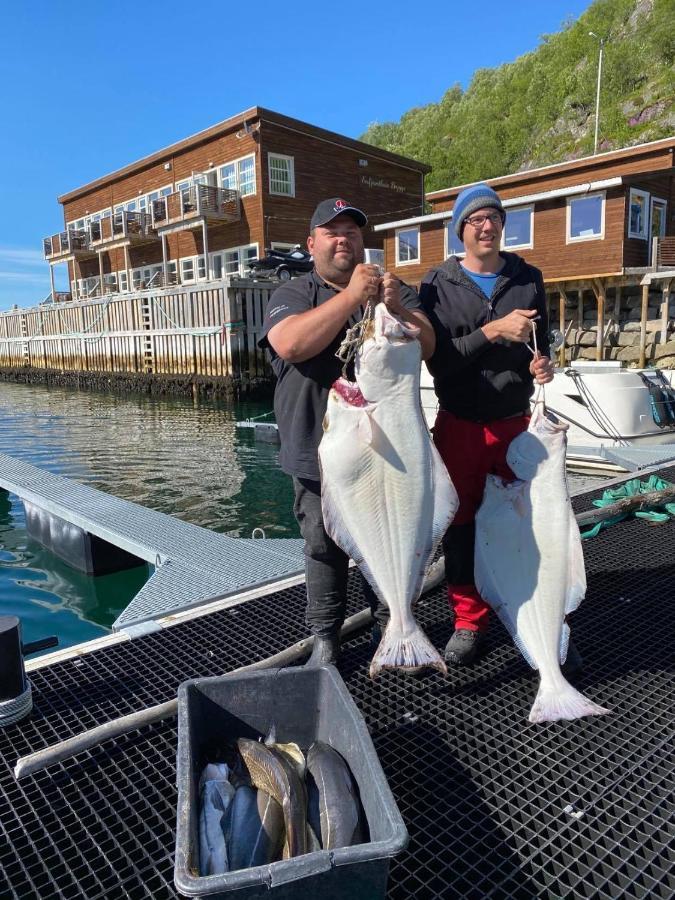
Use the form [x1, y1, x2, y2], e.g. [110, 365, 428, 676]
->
[529, 679, 611, 723]
[430, 443, 459, 548]
[565, 516, 587, 616]
[370, 621, 446, 678]
[513, 631, 539, 670]
[506, 430, 548, 481]
[264, 724, 277, 746]
[358, 410, 374, 445]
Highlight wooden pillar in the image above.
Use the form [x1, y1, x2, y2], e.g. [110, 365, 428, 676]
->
[202, 221, 210, 281]
[577, 287, 584, 330]
[98, 251, 104, 296]
[161, 234, 168, 285]
[639, 282, 650, 368]
[49, 265, 56, 302]
[557, 284, 567, 368]
[593, 279, 606, 362]
[613, 284, 622, 320]
[660, 280, 671, 345]
[124, 244, 131, 291]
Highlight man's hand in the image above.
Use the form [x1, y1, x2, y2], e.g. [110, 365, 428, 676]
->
[530, 351, 554, 384]
[379, 272, 404, 315]
[483, 308, 537, 343]
[344, 264, 382, 308]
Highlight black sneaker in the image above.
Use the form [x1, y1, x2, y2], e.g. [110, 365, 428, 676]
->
[444, 629, 483, 666]
[306, 633, 340, 667]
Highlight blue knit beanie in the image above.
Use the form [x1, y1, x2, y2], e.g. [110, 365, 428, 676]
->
[453, 183, 505, 238]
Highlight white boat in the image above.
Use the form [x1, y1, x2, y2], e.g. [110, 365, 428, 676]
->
[420, 360, 675, 475]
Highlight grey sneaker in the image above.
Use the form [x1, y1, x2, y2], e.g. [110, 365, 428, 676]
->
[444, 629, 483, 666]
[306, 633, 340, 667]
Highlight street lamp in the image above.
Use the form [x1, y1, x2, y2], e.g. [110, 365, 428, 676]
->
[589, 31, 606, 154]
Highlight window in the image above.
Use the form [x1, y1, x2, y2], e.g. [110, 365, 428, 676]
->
[268, 154, 295, 197]
[445, 221, 465, 257]
[197, 256, 206, 279]
[181, 259, 195, 282]
[396, 227, 420, 265]
[503, 205, 533, 250]
[628, 188, 650, 239]
[118, 271, 128, 292]
[212, 253, 223, 279]
[222, 244, 259, 276]
[567, 193, 605, 242]
[224, 249, 240, 275]
[218, 154, 256, 196]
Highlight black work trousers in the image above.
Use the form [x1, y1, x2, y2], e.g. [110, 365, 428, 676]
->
[293, 477, 388, 636]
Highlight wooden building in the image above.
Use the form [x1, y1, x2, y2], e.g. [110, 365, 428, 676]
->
[376, 137, 675, 284]
[43, 107, 429, 301]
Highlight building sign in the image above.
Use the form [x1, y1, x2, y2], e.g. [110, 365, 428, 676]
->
[360, 175, 406, 194]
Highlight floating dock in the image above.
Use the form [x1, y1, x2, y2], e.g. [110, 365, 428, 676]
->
[0, 469, 673, 898]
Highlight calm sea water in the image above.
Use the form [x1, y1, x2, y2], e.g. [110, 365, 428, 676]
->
[0, 381, 296, 656]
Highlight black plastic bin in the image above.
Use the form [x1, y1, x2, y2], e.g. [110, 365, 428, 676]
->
[175, 665, 408, 899]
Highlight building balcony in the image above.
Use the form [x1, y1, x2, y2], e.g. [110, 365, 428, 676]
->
[88, 211, 158, 248]
[151, 185, 241, 229]
[43, 229, 95, 261]
[656, 236, 675, 270]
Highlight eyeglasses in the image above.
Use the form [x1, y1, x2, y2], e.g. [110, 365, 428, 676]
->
[465, 212, 503, 228]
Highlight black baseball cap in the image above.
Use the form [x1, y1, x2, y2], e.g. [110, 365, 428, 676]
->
[310, 198, 368, 231]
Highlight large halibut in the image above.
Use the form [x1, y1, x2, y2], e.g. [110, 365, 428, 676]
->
[475, 401, 610, 723]
[319, 303, 458, 677]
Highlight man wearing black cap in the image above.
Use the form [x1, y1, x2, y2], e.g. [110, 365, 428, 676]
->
[259, 198, 435, 666]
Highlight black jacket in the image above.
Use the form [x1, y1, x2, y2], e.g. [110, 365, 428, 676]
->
[420, 253, 549, 422]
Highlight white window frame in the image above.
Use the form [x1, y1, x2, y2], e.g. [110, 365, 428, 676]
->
[650, 196, 667, 239]
[221, 243, 260, 277]
[270, 242, 297, 251]
[628, 187, 650, 240]
[444, 220, 465, 259]
[566, 191, 605, 244]
[395, 226, 420, 266]
[217, 153, 256, 197]
[268, 153, 295, 197]
[180, 258, 195, 283]
[502, 204, 534, 251]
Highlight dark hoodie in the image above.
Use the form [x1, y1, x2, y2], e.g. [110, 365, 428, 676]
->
[420, 252, 549, 422]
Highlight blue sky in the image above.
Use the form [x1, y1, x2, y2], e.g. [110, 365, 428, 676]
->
[0, 0, 592, 310]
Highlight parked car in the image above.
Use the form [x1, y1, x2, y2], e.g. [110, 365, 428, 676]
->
[247, 246, 314, 281]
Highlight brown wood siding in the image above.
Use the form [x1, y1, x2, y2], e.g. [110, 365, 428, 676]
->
[259, 121, 425, 250]
[384, 188, 626, 282]
[623, 174, 675, 268]
[427, 143, 675, 209]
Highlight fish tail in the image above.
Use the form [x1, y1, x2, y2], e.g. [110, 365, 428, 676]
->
[529, 679, 611, 724]
[369, 622, 447, 679]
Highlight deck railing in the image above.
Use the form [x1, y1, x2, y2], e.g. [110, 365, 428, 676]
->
[151, 185, 240, 226]
[43, 229, 90, 259]
[657, 237, 675, 269]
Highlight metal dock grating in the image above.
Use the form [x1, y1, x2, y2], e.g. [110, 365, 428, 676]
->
[1, 471, 674, 899]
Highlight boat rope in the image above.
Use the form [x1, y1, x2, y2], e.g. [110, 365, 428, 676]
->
[564, 369, 625, 444]
[335, 299, 375, 378]
[0, 680, 32, 728]
[579, 474, 675, 539]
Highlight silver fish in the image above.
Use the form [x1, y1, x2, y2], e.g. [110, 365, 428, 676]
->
[306, 741, 362, 850]
[475, 401, 611, 723]
[319, 303, 458, 676]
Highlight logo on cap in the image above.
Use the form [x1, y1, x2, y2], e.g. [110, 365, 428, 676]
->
[334, 199, 348, 212]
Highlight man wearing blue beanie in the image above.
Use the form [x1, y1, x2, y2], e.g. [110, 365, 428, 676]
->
[420, 183, 581, 672]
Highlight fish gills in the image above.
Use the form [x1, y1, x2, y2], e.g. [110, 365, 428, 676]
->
[475, 403, 611, 723]
[319, 303, 458, 677]
[306, 741, 362, 850]
[237, 738, 308, 857]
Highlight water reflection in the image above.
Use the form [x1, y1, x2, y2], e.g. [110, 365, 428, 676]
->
[0, 381, 296, 649]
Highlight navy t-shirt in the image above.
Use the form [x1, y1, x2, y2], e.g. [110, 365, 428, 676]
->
[258, 270, 423, 480]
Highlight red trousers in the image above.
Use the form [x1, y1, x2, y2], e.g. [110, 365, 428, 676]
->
[433, 410, 529, 632]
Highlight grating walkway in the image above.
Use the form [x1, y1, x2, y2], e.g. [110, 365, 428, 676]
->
[0, 470, 674, 898]
[567, 443, 675, 473]
[0, 452, 305, 633]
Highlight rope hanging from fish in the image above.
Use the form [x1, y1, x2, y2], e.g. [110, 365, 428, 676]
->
[335, 298, 376, 378]
[528, 319, 545, 404]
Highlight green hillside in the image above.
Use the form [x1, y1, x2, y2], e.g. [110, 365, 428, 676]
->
[361, 0, 675, 191]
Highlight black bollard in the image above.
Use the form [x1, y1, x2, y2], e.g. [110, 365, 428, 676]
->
[0, 616, 27, 702]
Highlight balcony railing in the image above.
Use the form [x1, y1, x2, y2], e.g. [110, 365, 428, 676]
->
[657, 236, 675, 269]
[151, 185, 240, 227]
[89, 211, 156, 245]
[43, 228, 91, 259]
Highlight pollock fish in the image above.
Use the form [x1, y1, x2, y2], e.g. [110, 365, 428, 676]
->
[237, 738, 308, 857]
[474, 401, 611, 723]
[198, 763, 235, 876]
[306, 741, 362, 850]
[319, 303, 458, 677]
